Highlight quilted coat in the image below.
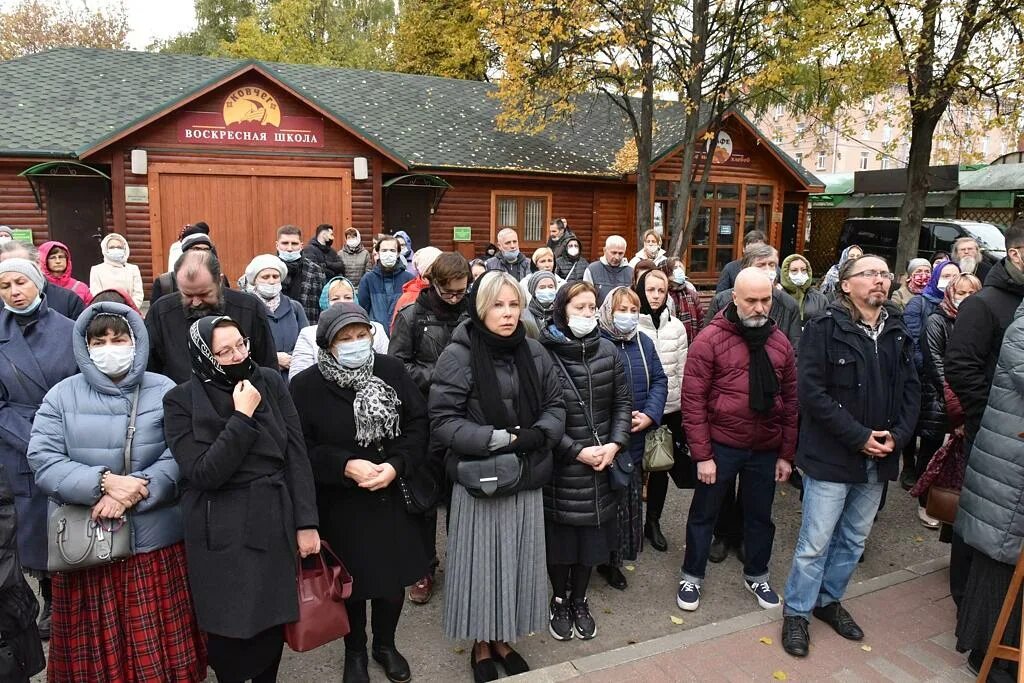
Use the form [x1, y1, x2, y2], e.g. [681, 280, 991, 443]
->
[637, 308, 688, 415]
[682, 311, 798, 463]
[920, 308, 956, 440]
[602, 330, 667, 467]
[28, 303, 182, 555]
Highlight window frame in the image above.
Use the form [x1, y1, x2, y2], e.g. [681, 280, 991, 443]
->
[816, 151, 827, 170]
[490, 191, 553, 250]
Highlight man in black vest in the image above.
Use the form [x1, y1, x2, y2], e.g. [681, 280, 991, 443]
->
[583, 235, 633, 305]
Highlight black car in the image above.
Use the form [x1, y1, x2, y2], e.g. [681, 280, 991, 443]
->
[837, 217, 1006, 268]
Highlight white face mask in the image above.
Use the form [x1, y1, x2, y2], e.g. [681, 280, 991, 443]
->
[346, 237, 360, 248]
[953, 297, 965, 309]
[672, 267, 686, 284]
[535, 288, 556, 305]
[278, 250, 301, 263]
[764, 268, 778, 283]
[256, 282, 282, 300]
[937, 279, 951, 291]
[613, 312, 638, 334]
[789, 272, 809, 287]
[379, 251, 398, 268]
[567, 247, 580, 257]
[106, 247, 126, 263]
[333, 338, 373, 368]
[645, 243, 659, 255]
[89, 344, 135, 378]
[568, 314, 597, 338]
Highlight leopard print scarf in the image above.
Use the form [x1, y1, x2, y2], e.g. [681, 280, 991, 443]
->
[316, 347, 401, 447]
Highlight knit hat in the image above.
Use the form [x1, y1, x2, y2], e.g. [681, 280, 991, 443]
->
[907, 257, 931, 275]
[244, 254, 287, 285]
[181, 233, 215, 252]
[317, 302, 371, 349]
[0, 258, 45, 291]
[0, 226, 12, 239]
[413, 247, 442, 278]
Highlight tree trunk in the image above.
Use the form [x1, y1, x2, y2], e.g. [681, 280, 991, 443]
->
[896, 107, 943, 274]
[634, 0, 656, 246]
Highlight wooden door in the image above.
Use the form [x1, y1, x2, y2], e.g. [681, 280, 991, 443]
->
[383, 186, 432, 251]
[42, 176, 107, 281]
[253, 176, 346, 253]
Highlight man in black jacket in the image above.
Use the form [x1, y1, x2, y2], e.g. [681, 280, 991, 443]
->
[146, 250, 277, 383]
[0, 242, 84, 320]
[301, 223, 344, 277]
[780, 255, 919, 659]
[944, 220, 1024, 607]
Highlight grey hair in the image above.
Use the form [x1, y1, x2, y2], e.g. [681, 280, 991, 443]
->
[605, 235, 627, 249]
[496, 228, 518, 244]
[175, 249, 222, 285]
[0, 240, 39, 262]
[473, 270, 525, 320]
[952, 236, 979, 253]
[742, 243, 778, 267]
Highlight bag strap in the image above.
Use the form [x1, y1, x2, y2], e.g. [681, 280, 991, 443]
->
[122, 387, 141, 475]
[550, 351, 602, 446]
[636, 334, 651, 391]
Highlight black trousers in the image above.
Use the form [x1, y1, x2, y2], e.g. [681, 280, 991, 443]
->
[344, 592, 404, 652]
[646, 412, 696, 521]
[713, 479, 744, 544]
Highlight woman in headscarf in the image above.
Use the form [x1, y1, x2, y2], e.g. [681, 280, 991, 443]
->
[596, 286, 667, 590]
[28, 302, 205, 682]
[521, 271, 560, 339]
[290, 303, 428, 683]
[780, 254, 828, 324]
[819, 244, 863, 301]
[0, 258, 78, 640]
[162, 315, 320, 683]
[244, 255, 309, 375]
[665, 257, 704, 345]
[288, 276, 389, 381]
[89, 234, 144, 308]
[430, 271, 565, 682]
[394, 230, 416, 276]
[891, 258, 932, 311]
[540, 281, 632, 643]
[554, 236, 588, 282]
[39, 241, 92, 305]
[635, 268, 692, 554]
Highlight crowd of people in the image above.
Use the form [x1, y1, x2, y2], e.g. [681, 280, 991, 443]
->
[0, 214, 1020, 682]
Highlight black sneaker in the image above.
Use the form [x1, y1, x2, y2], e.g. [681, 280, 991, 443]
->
[37, 600, 51, 641]
[571, 597, 597, 640]
[548, 597, 574, 641]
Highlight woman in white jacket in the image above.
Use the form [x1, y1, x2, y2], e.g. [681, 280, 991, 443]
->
[634, 268, 689, 555]
[89, 234, 144, 308]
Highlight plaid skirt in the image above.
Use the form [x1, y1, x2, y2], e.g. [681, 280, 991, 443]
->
[48, 542, 207, 683]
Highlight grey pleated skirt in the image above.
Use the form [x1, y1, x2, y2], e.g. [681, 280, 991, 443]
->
[443, 484, 548, 642]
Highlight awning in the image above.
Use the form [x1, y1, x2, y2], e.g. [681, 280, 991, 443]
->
[382, 173, 451, 214]
[18, 161, 110, 210]
[839, 191, 957, 210]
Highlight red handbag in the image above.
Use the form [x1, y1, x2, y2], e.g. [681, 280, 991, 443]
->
[284, 542, 354, 652]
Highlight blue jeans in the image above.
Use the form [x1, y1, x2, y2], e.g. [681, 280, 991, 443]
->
[782, 466, 884, 618]
[682, 443, 777, 585]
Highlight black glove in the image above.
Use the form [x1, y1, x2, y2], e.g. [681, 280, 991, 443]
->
[510, 427, 546, 453]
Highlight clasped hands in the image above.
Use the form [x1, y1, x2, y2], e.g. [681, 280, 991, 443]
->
[576, 444, 619, 471]
[91, 473, 149, 521]
[345, 459, 397, 491]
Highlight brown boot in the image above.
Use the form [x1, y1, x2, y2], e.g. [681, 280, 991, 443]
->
[408, 574, 434, 604]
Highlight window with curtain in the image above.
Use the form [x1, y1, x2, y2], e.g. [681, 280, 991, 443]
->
[494, 194, 550, 246]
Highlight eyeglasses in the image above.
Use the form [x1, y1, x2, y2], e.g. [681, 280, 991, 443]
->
[213, 337, 250, 361]
[435, 285, 467, 301]
[848, 270, 895, 281]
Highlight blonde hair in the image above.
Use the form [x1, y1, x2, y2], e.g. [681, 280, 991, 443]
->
[642, 229, 662, 246]
[609, 287, 641, 309]
[532, 247, 554, 265]
[473, 271, 525, 319]
[328, 279, 354, 298]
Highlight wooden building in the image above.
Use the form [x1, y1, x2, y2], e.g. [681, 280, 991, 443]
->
[0, 49, 822, 288]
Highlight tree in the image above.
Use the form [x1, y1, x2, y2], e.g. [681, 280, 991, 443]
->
[394, 0, 491, 80]
[0, 0, 129, 60]
[150, 0, 257, 55]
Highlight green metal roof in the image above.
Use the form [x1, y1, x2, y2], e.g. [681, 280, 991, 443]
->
[958, 164, 1024, 192]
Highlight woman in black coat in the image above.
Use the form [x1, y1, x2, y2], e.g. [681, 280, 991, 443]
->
[539, 281, 632, 643]
[290, 303, 429, 683]
[163, 316, 320, 683]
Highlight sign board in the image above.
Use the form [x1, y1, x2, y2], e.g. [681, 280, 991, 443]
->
[177, 85, 325, 149]
[125, 185, 149, 204]
[9, 228, 31, 243]
[694, 131, 752, 168]
[453, 226, 472, 242]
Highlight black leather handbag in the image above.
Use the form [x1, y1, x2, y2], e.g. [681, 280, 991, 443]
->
[455, 451, 524, 498]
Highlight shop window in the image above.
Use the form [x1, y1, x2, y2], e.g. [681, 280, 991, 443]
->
[493, 193, 550, 246]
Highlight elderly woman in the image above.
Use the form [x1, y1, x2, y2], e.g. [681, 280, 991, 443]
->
[629, 229, 667, 268]
[596, 286, 667, 590]
[531, 247, 557, 274]
[244, 255, 309, 375]
[521, 270, 561, 339]
[0, 258, 78, 639]
[88, 234, 144, 308]
[28, 303, 205, 682]
[541, 281, 632, 642]
[666, 257, 704, 345]
[780, 254, 828, 324]
[163, 315, 320, 683]
[289, 276, 389, 381]
[40, 241, 92, 304]
[891, 258, 932, 311]
[291, 303, 428, 683]
[430, 271, 565, 681]
[819, 244, 863, 301]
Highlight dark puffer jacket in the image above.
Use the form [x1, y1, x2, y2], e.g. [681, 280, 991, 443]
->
[683, 311, 798, 462]
[920, 308, 955, 440]
[388, 290, 467, 397]
[540, 324, 632, 527]
[302, 238, 344, 277]
[429, 323, 566, 494]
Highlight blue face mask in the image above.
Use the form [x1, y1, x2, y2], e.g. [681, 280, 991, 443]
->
[5, 294, 41, 316]
[278, 250, 301, 263]
[613, 312, 638, 334]
[333, 338, 373, 369]
[502, 249, 520, 263]
[535, 288, 556, 305]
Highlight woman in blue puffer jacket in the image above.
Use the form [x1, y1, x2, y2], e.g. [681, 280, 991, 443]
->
[27, 302, 205, 682]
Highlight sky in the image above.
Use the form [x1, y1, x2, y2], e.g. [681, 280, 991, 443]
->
[88, 0, 198, 50]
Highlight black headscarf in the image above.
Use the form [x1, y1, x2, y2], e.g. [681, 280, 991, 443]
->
[188, 315, 258, 390]
[635, 270, 669, 330]
[723, 302, 779, 414]
[466, 273, 542, 430]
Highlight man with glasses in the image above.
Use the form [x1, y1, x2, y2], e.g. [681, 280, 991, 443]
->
[388, 252, 471, 605]
[780, 255, 920, 658]
[146, 250, 278, 383]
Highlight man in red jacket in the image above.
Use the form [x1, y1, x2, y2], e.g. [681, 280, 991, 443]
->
[676, 268, 798, 613]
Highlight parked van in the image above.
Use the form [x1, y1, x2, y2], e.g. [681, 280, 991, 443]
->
[837, 217, 1006, 268]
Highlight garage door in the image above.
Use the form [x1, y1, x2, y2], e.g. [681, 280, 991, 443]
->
[149, 163, 352, 284]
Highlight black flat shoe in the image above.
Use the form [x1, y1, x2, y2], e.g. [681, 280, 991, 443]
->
[781, 616, 809, 657]
[645, 520, 668, 552]
[372, 645, 411, 683]
[596, 564, 628, 590]
[343, 650, 370, 683]
[709, 536, 729, 563]
[735, 541, 746, 565]
[813, 602, 864, 641]
[471, 646, 501, 683]
[491, 642, 529, 676]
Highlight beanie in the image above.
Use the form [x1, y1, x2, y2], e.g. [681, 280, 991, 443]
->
[0, 258, 45, 291]
[245, 254, 287, 285]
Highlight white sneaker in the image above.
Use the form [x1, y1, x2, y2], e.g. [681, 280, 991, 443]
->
[918, 506, 940, 529]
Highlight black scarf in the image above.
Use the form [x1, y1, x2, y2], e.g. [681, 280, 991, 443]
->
[466, 284, 542, 430]
[636, 270, 668, 330]
[419, 286, 465, 321]
[284, 259, 303, 299]
[188, 315, 258, 390]
[724, 302, 778, 414]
